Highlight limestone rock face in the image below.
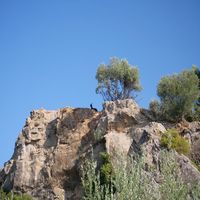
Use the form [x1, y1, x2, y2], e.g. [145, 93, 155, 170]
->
[0, 99, 200, 199]
[0, 108, 101, 200]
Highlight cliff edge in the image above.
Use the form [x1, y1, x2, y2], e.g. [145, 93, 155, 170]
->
[0, 99, 200, 199]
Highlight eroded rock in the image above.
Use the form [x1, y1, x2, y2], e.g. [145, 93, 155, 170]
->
[0, 99, 200, 199]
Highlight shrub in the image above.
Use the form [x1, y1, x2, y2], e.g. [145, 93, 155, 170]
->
[81, 156, 112, 200]
[81, 153, 155, 200]
[149, 99, 161, 118]
[96, 57, 142, 101]
[93, 130, 103, 142]
[161, 129, 190, 155]
[157, 68, 199, 121]
[191, 160, 200, 172]
[159, 150, 188, 200]
[81, 150, 200, 200]
[99, 152, 113, 185]
[0, 190, 32, 200]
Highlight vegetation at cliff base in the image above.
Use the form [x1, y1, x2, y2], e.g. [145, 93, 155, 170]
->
[96, 57, 142, 101]
[81, 150, 200, 200]
[99, 152, 113, 186]
[0, 190, 32, 200]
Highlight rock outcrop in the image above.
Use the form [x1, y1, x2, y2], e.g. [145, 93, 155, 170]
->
[0, 108, 101, 199]
[0, 99, 200, 199]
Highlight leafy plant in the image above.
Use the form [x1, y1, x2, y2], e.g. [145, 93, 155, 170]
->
[149, 99, 161, 118]
[99, 152, 113, 185]
[191, 160, 200, 172]
[93, 130, 103, 142]
[160, 129, 190, 155]
[112, 155, 156, 200]
[159, 150, 188, 200]
[0, 190, 32, 200]
[81, 156, 111, 200]
[157, 68, 199, 121]
[96, 57, 142, 101]
[81, 150, 200, 200]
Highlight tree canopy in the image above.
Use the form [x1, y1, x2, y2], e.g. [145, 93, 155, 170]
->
[95, 57, 142, 101]
[157, 68, 199, 121]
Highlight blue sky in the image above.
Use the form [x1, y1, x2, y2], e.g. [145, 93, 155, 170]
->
[0, 0, 200, 167]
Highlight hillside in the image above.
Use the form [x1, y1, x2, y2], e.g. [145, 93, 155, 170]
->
[0, 99, 200, 199]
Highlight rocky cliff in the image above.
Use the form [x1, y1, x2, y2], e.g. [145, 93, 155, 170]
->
[0, 99, 200, 199]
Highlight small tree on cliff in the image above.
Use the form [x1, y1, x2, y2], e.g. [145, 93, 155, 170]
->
[192, 66, 200, 120]
[95, 57, 142, 101]
[157, 68, 199, 121]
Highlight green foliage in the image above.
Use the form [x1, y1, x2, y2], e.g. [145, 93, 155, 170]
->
[81, 154, 155, 200]
[193, 65, 200, 95]
[191, 104, 200, 121]
[81, 150, 200, 200]
[93, 130, 103, 142]
[13, 195, 32, 200]
[161, 129, 190, 155]
[96, 57, 142, 101]
[157, 68, 199, 121]
[81, 157, 112, 200]
[99, 152, 113, 185]
[149, 99, 161, 118]
[112, 155, 155, 200]
[190, 183, 200, 200]
[0, 190, 32, 200]
[191, 65, 200, 120]
[159, 150, 189, 200]
[191, 160, 200, 172]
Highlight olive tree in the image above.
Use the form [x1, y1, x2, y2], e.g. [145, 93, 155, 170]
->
[157, 68, 199, 121]
[95, 57, 142, 101]
[192, 66, 200, 120]
[149, 99, 161, 119]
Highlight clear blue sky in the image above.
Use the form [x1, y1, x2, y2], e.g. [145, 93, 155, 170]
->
[0, 0, 200, 167]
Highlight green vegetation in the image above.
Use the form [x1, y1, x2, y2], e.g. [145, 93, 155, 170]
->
[0, 190, 32, 200]
[160, 129, 190, 155]
[95, 60, 200, 122]
[193, 66, 200, 104]
[157, 68, 199, 122]
[149, 99, 161, 118]
[81, 152, 114, 200]
[158, 150, 189, 200]
[95, 59, 200, 122]
[96, 57, 142, 101]
[93, 130, 103, 142]
[191, 160, 200, 172]
[192, 66, 200, 120]
[81, 150, 200, 200]
[99, 152, 113, 185]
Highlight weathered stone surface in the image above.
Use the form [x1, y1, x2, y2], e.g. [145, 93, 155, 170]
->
[188, 122, 200, 165]
[0, 108, 101, 200]
[103, 99, 149, 132]
[176, 154, 200, 183]
[128, 122, 166, 166]
[0, 99, 200, 199]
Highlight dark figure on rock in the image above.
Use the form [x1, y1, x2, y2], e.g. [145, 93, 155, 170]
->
[90, 104, 98, 112]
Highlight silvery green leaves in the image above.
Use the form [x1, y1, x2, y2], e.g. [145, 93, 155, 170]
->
[96, 58, 141, 101]
[81, 150, 200, 200]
